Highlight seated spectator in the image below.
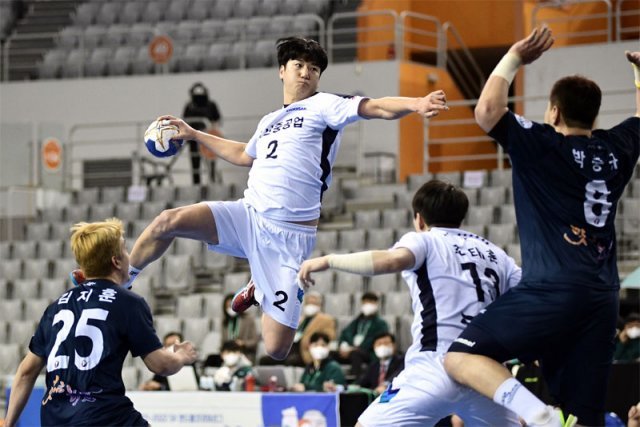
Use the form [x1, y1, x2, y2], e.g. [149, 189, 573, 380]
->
[355, 332, 403, 395]
[213, 340, 255, 391]
[334, 292, 389, 378]
[222, 292, 258, 362]
[291, 332, 346, 392]
[614, 313, 640, 362]
[139, 331, 183, 391]
[260, 290, 336, 367]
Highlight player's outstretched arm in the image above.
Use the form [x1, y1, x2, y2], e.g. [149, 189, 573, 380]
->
[626, 50, 640, 117]
[157, 115, 254, 167]
[298, 248, 415, 288]
[4, 352, 45, 427]
[358, 90, 449, 120]
[143, 340, 198, 377]
[475, 26, 554, 132]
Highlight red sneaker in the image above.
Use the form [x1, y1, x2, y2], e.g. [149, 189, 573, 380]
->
[70, 269, 86, 286]
[231, 280, 258, 313]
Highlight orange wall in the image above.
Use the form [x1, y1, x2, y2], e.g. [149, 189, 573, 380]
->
[356, 1, 409, 60]
[360, 0, 524, 49]
[398, 62, 498, 179]
[524, 0, 615, 45]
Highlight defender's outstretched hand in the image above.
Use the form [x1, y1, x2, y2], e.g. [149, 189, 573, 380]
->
[298, 256, 331, 288]
[626, 50, 640, 67]
[508, 26, 554, 65]
[157, 115, 197, 141]
[416, 90, 449, 118]
[173, 340, 198, 365]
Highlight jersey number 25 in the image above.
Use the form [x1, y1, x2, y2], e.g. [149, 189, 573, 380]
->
[47, 308, 109, 372]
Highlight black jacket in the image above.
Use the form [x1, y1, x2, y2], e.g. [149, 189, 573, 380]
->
[356, 354, 404, 389]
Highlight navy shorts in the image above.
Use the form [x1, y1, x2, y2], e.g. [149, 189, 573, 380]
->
[448, 282, 618, 426]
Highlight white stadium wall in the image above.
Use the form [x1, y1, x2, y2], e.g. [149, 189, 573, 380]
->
[525, 41, 638, 128]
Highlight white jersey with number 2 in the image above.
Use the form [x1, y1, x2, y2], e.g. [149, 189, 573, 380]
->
[243, 92, 365, 222]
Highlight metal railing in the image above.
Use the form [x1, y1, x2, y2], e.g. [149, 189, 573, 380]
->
[532, 0, 613, 42]
[441, 22, 485, 100]
[3, 4, 638, 81]
[616, 0, 640, 41]
[327, 9, 398, 63]
[398, 11, 443, 65]
[423, 88, 635, 172]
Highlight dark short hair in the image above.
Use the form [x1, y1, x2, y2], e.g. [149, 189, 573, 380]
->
[625, 313, 640, 324]
[221, 340, 242, 353]
[309, 332, 330, 344]
[373, 332, 395, 345]
[361, 292, 379, 302]
[549, 75, 601, 129]
[276, 37, 328, 73]
[412, 179, 468, 228]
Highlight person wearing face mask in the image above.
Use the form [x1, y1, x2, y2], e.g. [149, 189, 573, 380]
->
[214, 340, 255, 391]
[182, 82, 222, 184]
[356, 332, 404, 395]
[260, 290, 336, 367]
[221, 293, 258, 363]
[335, 292, 389, 379]
[291, 332, 345, 392]
[614, 313, 640, 362]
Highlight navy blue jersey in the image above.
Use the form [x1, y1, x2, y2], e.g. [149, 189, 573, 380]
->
[29, 279, 162, 426]
[489, 112, 640, 289]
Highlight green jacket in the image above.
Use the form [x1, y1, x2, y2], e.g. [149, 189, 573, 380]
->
[339, 314, 389, 357]
[301, 359, 346, 392]
[614, 338, 640, 362]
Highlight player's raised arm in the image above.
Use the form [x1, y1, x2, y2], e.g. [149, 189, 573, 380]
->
[158, 115, 254, 167]
[358, 90, 449, 120]
[626, 51, 640, 117]
[475, 26, 554, 132]
[298, 248, 416, 288]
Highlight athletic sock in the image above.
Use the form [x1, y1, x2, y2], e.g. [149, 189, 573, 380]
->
[493, 377, 550, 426]
[123, 266, 141, 289]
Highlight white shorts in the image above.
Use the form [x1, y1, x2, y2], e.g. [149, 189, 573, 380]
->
[206, 199, 316, 329]
[358, 352, 520, 427]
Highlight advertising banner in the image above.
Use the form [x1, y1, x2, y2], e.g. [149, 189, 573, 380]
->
[262, 393, 339, 427]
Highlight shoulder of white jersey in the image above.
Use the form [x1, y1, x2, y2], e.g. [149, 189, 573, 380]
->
[315, 91, 364, 101]
[325, 91, 357, 99]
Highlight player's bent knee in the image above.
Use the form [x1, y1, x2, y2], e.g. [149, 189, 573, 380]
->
[264, 343, 289, 361]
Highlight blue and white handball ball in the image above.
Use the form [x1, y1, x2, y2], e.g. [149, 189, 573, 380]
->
[144, 119, 184, 158]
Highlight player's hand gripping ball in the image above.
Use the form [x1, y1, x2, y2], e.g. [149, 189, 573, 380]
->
[144, 119, 184, 158]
